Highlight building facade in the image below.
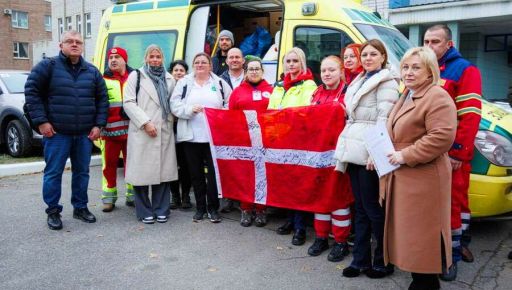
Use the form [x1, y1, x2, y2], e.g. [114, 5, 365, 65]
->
[32, 0, 112, 66]
[0, 0, 52, 70]
[363, 0, 512, 102]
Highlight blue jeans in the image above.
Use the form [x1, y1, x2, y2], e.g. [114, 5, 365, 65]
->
[42, 134, 93, 214]
[347, 164, 387, 271]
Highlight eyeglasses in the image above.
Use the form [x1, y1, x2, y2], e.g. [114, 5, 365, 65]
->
[62, 39, 84, 45]
[193, 61, 209, 65]
[247, 68, 262, 72]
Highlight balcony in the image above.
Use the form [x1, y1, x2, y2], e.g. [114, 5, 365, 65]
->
[390, 0, 460, 9]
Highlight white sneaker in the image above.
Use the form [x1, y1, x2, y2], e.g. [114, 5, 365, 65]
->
[156, 216, 168, 223]
[142, 216, 155, 224]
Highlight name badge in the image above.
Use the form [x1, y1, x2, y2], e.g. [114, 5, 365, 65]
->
[252, 90, 262, 101]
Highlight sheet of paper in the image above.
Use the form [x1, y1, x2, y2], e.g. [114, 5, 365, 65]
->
[363, 122, 400, 177]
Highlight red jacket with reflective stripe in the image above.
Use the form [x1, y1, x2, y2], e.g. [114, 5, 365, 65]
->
[439, 47, 482, 161]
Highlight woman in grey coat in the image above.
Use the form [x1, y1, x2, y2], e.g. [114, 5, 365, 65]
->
[123, 44, 178, 224]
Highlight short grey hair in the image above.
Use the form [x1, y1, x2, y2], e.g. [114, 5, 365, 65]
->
[61, 30, 83, 43]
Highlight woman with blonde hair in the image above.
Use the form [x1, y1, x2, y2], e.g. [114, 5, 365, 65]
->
[269, 47, 317, 246]
[335, 39, 399, 278]
[123, 44, 177, 224]
[382, 46, 456, 290]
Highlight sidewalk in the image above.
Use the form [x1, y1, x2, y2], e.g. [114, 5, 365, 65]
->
[0, 166, 511, 289]
[0, 155, 101, 177]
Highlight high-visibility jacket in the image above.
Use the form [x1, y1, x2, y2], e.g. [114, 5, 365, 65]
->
[439, 47, 482, 162]
[102, 68, 132, 140]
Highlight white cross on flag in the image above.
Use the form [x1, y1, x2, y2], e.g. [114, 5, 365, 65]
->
[205, 104, 352, 213]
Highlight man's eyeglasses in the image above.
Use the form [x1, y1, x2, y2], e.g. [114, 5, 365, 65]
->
[63, 39, 84, 45]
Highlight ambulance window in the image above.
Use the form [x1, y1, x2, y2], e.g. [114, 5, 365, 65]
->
[294, 27, 353, 83]
[106, 30, 178, 70]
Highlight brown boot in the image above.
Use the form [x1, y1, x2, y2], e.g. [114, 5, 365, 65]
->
[461, 246, 474, 263]
[102, 203, 115, 212]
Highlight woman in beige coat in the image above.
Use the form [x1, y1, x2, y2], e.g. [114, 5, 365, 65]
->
[123, 44, 178, 224]
[382, 47, 457, 290]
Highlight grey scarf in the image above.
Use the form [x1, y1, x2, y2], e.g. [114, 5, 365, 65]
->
[144, 64, 170, 119]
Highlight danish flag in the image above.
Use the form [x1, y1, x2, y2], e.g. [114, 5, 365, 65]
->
[205, 104, 351, 213]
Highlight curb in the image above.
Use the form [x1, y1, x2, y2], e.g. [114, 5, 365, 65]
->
[0, 155, 102, 178]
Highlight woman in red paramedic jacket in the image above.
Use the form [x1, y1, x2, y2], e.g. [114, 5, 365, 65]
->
[307, 54, 358, 262]
[228, 58, 273, 227]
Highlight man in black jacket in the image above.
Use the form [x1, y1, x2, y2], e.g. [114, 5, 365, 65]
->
[212, 30, 235, 75]
[25, 30, 108, 230]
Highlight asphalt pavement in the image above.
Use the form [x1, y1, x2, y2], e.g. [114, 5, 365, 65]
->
[0, 165, 511, 290]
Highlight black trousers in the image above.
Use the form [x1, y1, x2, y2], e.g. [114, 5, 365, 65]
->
[410, 273, 440, 290]
[170, 142, 192, 201]
[347, 163, 386, 271]
[183, 142, 219, 213]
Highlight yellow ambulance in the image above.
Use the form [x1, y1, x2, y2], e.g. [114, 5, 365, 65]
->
[94, 0, 512, 218]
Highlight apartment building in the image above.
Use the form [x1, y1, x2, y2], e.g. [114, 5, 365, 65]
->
[33, 0, 113, 65]
[0, 0, 52, 70]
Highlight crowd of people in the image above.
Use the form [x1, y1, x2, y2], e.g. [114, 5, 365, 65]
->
[25, 24, 483, 290]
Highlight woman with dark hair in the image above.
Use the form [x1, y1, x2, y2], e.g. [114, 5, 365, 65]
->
[228, 58, 273, 227]
[169, 60, 188, 80]
[334, 39, 399, 278]
[170, 52, 232, 223]
[168, 60, 192, 210]
[123, 44, 177, 224]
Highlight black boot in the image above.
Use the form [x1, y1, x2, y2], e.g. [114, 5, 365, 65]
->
[47, 212, 63, 230]
[181, 192, 192, 209]
[308, 238, 329, 256]
[170, 193, 181, 210]
[410, 273, 440, 290]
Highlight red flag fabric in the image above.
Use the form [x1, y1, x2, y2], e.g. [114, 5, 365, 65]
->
[205, 104, 352, 213]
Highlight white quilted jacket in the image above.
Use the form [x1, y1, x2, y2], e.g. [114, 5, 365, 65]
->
[334, 68, 400, 172]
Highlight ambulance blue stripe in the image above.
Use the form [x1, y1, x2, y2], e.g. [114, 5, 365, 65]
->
[126, 2, 154, 12]
[157, 0, 189, 8]
[495, 125, 512, 140]
[479, 118, 491, 130]
[112, 5, 123, 13]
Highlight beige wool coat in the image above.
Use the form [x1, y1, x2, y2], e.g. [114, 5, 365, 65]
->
[380, 83, 457, 273]
[122, 68, 178, 186]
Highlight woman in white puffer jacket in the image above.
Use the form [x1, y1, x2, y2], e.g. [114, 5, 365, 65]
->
[334, 39, 399, 279]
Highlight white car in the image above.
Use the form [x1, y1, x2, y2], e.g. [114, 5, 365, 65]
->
[0, 70, 42, 157]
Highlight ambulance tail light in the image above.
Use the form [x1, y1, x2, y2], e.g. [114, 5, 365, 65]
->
[474, 130, 512, 167]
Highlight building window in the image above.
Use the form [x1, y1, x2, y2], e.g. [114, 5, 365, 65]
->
[11, 11, 29, 29]
[58, 18, 63, 36]
[76, 15, 82, 34]
[84, 13, 91, 38]
[66, 16, 72, 31]
[44, 15, 51, 32]
[13, 42, 29, 58]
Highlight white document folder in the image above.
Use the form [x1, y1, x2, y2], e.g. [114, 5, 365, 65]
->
[363, 122, 400, 177]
